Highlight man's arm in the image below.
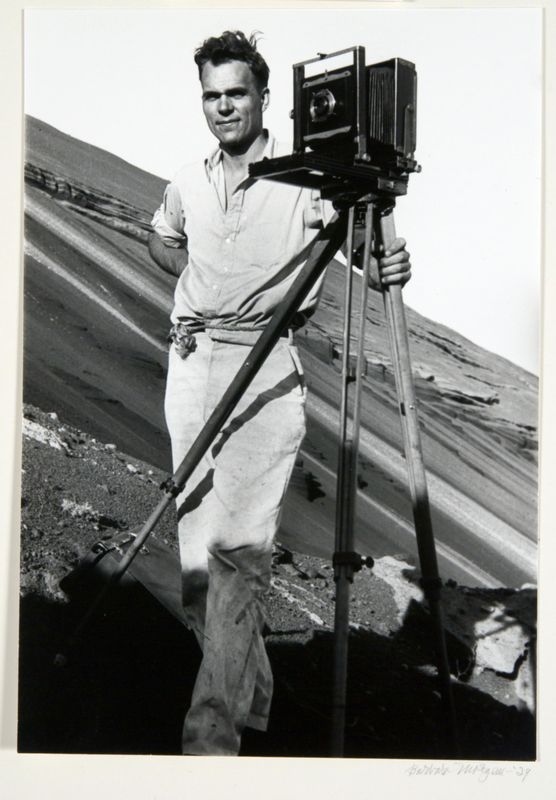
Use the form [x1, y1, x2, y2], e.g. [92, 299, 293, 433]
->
[148, 232, 189, 278]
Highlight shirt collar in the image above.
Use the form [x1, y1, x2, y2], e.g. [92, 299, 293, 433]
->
[204, 129, 276, 177]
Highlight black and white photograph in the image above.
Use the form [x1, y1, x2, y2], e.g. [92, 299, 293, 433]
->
[2, 0, 552, 790]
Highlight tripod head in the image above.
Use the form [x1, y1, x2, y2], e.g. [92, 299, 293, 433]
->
[248, 150, 411, 207]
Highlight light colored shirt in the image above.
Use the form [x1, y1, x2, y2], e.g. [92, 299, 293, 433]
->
[151, 131, 334, 331]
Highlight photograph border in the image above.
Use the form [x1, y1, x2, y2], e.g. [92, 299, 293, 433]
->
[2, 1, 554, 797]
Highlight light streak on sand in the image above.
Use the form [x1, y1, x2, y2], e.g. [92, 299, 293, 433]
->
[270, 577, 325, 626]
[25, 241, 167, 354]
[300, 449, 504, 588]
[305, 394, 537, 584]
[23, 191, 536, 587]
[25, 193, 171, 312]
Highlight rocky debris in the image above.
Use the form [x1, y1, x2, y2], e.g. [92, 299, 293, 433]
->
[20, 403, 536, 704]
[61, 499, 96, 519]
[371, 555, 423, 629]
[18, 403, 536, 756]
[267, 546, 535, 713]
[442, 583, 536, 711]
[20, 404, 175, 602]
[23, 417, 71, 453]
[270, 577, 327, 627]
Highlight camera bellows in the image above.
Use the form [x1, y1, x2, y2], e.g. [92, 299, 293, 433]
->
[367, 59, 417, 162]
[294, 47, 419, 175]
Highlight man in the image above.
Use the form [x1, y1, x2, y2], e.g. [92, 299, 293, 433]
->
[149, 31, 411, 756]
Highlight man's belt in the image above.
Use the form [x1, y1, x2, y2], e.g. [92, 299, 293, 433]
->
[168, 321, 292, 360]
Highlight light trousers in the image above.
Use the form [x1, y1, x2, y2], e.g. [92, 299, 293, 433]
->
[164, 332, 307, 755]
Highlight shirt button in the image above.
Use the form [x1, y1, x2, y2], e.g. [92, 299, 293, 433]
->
[212, 284, 218, 289]
[225, 237, 231, 243]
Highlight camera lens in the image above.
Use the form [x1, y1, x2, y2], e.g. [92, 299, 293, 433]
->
[309, 89, 336, 122]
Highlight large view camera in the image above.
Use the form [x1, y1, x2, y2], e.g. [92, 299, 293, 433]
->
[293, 47, 418, 173]
[249, 45, 420, 199]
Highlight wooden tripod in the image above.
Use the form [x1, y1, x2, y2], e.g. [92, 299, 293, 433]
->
[330, 198, 459, 757]
[57, 196, 458, 758]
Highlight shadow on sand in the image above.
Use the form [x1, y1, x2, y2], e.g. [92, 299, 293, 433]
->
[17, 583, 535, 760]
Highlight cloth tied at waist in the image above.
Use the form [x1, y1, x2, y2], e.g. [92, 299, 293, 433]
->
[168, 320, 293, 358]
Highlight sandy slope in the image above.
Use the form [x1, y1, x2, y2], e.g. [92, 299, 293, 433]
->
[18, 117, 539, 757]
[22, 116, 538, 588]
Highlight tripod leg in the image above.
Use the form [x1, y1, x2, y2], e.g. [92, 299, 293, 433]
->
[331, 205, 356, 757]
[377, 207, 460, 757]
[331, 202, 374, 757]
[335, 205, 357, 556]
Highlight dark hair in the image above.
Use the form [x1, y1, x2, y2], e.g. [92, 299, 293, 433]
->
[194, 30, 270, 90]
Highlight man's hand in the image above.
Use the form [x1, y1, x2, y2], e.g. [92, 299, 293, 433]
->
[372, 237, 411, 290]
[348, 231, 412, 290]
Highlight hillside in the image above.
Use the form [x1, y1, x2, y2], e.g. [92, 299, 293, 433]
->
[19, 115, 538, 758]
[23, 115, 538, 589]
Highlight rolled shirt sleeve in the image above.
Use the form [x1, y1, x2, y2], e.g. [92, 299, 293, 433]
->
[151, 182, 187, 248]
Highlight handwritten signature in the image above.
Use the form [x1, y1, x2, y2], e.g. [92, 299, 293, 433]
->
[406, 763, 532, 783]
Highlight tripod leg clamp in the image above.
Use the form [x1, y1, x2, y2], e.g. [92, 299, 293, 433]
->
[333, 551, 374, 579]
[159, 477, 182, 498]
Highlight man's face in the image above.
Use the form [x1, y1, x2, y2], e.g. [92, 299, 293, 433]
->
[200, 60, 269, 153]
